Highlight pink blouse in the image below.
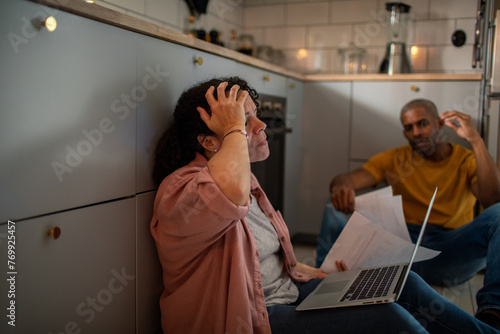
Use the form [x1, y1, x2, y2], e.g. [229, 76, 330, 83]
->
[151, 153, 314, 333]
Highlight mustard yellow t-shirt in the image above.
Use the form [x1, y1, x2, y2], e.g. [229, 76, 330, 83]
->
[362, 144, 477, 229]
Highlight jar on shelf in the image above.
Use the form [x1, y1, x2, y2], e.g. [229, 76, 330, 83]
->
[338, 43, 367, 74]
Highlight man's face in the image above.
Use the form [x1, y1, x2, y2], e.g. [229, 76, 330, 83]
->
[401, 106, 443, 157]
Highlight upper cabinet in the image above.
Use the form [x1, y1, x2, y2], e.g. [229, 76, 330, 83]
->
[0, 0, 137, 222]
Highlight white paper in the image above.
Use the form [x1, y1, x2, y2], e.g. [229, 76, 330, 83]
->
[320, 211, 440, 273]
[355, 186, 411, 242]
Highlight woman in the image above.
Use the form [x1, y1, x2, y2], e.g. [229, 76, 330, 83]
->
[151, 77, 497, 333]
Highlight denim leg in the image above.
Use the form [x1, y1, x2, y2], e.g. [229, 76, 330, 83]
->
[267, 278, 428, 334]
[409, 203, 500, 314]
[398, 271, 499, 333]
[315, 201, 350, 268]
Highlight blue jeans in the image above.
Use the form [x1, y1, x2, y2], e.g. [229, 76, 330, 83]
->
[267, 272, 498, 333]
[315, 201, 500, 315]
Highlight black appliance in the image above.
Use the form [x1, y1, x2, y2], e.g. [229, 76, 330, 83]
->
[251, 94, 290, 213]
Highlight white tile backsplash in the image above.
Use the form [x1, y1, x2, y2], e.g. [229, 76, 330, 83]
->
[265, 27, 306, 49]
[287, 3, 329, 25]
[96, 0, 483, 73]
[352, 21, 387, 47]
[428, 45, 475, 72]
[244, 5, 284, 28]
[456, 19, 477, 46]
[307, 25, 352, 48]
[410, 45, 427, 72]
[414, 19, 455, 45]
[331, 0, 378, 24]
[403, 0, 430, 20]
[429, 0, 476, 19]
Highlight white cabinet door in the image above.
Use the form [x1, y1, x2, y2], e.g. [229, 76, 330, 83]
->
[0, 0, 137, 222]
[136, 191, 163, 334]
[283, 78, 304, 236]
[351, 81, 481, 161]
[0, 198, 136, 333]
[136, 35, 237, 192]
[299, 82, 351, 235]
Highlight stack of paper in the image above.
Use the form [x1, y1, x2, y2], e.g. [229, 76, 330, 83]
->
[320, 186, 440, 273]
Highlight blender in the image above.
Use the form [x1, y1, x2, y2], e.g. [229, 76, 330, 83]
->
[379, 2, 412, 75]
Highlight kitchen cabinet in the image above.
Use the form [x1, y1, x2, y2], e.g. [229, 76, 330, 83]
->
[283, 78, 304, 236]
[351, 81, 481, 161]
[0, 198, 136, 334]
[233, 62, 288, 98]
[136, 192, 162, 334]
[298, 82, 351, 235]
[0, 0, 136, 222]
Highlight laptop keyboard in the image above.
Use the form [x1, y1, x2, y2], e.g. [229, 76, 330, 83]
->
[340, 265, 400, 302]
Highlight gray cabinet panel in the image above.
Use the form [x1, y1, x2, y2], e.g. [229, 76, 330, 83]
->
[136, 191, 162, 334]
[232, 62, 287, 97]
[0, 198, 136, 333]
[299, 82, 351, 235]
[0, 0, 137, 222]
[283, 78, 304, 236]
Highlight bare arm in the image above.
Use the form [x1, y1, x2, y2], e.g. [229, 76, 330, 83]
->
[329, 168, 378, 214]
[198, 83, 251, 206]
[441, 111, 500, 207]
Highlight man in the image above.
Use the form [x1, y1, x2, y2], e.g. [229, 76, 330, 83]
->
[316, 99, 500, 329]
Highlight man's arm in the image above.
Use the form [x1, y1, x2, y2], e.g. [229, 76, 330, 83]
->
[441, 111, 500, 208]
[329, 168, 378, 214]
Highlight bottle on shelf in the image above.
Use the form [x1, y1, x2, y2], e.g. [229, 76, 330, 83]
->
[227, 30, 238, 51]
[184, 15, 196, 37]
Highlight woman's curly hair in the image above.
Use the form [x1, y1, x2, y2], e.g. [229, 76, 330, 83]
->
[152, 76, 259, 187]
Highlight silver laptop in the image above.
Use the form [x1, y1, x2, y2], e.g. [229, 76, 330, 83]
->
[296, 187, 437, 311]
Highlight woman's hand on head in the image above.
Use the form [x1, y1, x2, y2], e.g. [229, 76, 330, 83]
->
[197, 82, 249, 137]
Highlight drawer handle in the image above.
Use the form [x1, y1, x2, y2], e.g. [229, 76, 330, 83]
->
[44, 16, 57, 32]
[263, 75, 270, 81]
[47, 227, 61, 240]
[194, 57, 203, 66]
[411, 85, 420, 92]
[289, 83, 296, 88]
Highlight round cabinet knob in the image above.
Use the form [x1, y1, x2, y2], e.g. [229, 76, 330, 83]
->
[410, 85, 420, 92]
[194, 57, 203, 66]
[263, 75, 270, 82]
[289, 83, 296, 88]
[44, 16, 57, 32]
[47, 227, 61, 240]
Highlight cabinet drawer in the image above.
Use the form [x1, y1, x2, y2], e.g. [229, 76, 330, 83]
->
[0, 0, 137, 222]
[0, 198, 136, 333]
[233, 63, 287, 97]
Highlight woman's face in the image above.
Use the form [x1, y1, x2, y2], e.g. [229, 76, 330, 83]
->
[243, 96, 269, 163]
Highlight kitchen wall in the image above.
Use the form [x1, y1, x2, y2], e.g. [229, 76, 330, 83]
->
[93, 0, 244, 46]
[93, 0, 481, 74]
[243, 0, 481, 74]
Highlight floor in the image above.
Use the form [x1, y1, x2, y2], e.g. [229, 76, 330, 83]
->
[292, 243, 484, 316]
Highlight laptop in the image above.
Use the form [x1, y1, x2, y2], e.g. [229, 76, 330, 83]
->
[296, 187, 438, 311]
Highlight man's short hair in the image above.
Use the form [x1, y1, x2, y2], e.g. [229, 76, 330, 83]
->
[400, 99, 439, 119]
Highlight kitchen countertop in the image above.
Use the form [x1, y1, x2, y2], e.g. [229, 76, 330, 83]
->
[32, 0, 483, 82]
